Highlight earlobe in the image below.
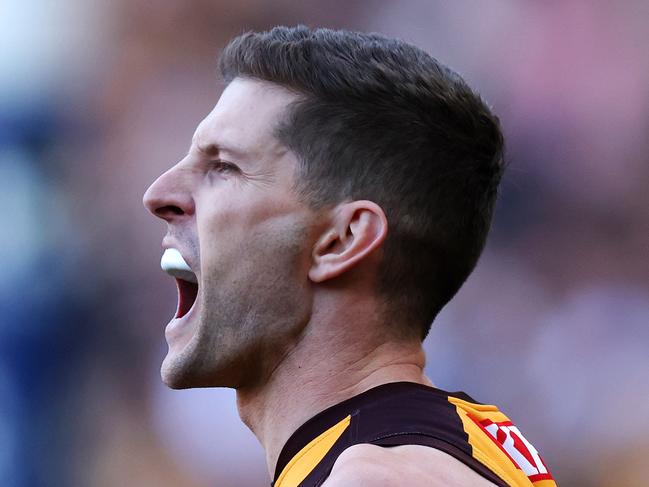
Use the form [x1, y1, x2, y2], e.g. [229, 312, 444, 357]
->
[308, 201, 388, 283]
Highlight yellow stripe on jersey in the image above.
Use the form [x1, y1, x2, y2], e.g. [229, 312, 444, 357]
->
[448, 396, 557, 487]
[275, 415, 351, 487]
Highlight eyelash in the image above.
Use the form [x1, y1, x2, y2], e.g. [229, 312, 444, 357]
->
[210, 161, 238, 173]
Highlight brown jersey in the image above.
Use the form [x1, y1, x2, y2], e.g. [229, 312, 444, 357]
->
[272, 382, 556, 487]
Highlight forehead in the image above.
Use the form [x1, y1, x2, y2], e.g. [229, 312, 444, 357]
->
[193, 78, 298, 161]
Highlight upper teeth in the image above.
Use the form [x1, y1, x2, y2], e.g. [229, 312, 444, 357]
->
[161, 248, 197, 283]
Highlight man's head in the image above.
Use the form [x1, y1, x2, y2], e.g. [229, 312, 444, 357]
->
[143, 26, 503, 389]
[219, 26, 504, 337]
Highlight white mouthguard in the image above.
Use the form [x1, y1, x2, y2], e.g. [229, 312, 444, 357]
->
[161, 248, 197, 283]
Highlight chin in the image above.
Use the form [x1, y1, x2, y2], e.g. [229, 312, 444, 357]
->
[160, 351, 242, 390]
[160, 353, 202, 389]
[161, 363, 191, 390]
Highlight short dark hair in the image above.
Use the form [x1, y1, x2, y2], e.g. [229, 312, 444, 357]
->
[219, 26, 504, 339]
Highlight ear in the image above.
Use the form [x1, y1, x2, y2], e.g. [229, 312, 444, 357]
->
[309, 200, 388, 283]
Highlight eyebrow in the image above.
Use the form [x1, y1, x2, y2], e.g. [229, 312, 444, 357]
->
[192, 139, 247, 161]
[196, 142, 220, 157]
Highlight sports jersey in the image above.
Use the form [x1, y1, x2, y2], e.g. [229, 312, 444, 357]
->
[272, 381, 556, 487]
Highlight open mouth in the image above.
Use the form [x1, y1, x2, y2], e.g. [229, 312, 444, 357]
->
[161, 248, 198, 319]
[175, 278, 199, 318]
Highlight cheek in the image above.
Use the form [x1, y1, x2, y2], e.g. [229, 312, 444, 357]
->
[193, 184, 315, 312]
[196, 191, 309, 266]
[195, 191, 271, 245]
[200, 215, 313, 308]
[196, 196, 237, 235]
[195, 202, 246, 271]
[194, 221, 313, 359]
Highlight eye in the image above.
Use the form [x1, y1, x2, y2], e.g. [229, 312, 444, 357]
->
[210, 160, 239, 174]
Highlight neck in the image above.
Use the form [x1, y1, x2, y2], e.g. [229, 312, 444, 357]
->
[235, 312, 432, 478]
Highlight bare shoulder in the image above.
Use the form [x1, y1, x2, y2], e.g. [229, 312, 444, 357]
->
[321, 443, 499, 487]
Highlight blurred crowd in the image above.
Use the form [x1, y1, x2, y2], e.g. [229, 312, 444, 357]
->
[1, 1, 647, 486]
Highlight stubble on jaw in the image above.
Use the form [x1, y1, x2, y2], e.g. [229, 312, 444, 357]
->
[162, 218, 315, 390]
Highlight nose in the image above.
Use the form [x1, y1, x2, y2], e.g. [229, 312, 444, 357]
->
[143, 164, 195, 222]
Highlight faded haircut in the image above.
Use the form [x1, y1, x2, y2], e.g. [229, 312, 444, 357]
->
[219, 26, 505, 339]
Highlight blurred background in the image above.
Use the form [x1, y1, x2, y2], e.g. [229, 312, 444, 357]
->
[1, 0, 648, 485]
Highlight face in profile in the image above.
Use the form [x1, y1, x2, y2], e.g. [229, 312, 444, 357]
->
[143, 78, 318, 390]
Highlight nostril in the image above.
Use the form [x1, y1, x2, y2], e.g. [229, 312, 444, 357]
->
[156, 205, 185, 217]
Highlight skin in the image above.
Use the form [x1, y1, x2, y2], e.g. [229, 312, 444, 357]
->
[143, 77, 496, 486]
[144, 79, 316, 390]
